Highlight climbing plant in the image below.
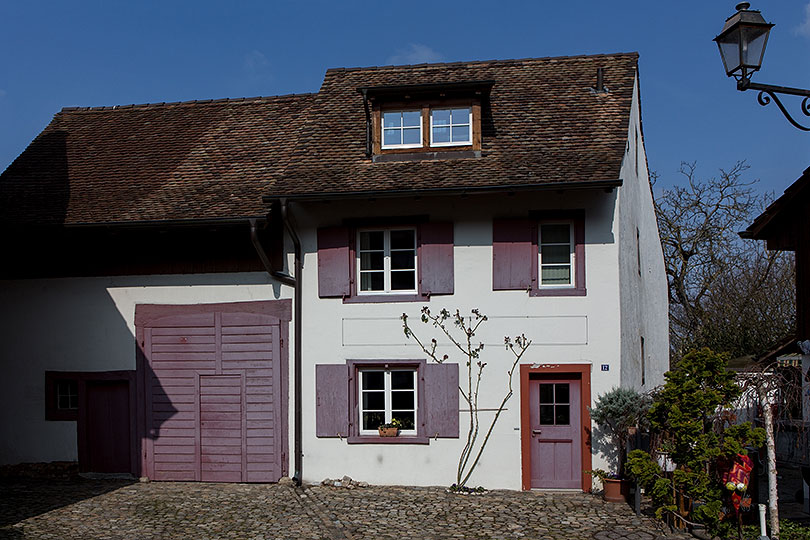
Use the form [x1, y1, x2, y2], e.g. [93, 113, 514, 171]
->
[402, 307, 530, 488]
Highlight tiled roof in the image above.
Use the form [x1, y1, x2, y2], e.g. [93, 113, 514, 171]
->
[0, 94, 314, 226]
[276, 53, 638, 198]
[741, 165, 810, 242]
[0, 52, 638, 226]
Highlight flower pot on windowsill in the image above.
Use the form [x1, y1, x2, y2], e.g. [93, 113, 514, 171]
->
[378, 426, 399, 437]
[602, 478, 630, 503]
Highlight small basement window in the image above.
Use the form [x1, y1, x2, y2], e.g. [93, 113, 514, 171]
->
[45, 371, 80, 421]
[57, 380, 79, 410]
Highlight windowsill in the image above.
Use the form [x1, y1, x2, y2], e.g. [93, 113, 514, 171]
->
[530, 287, 587, 297]
[347, 434, 430, 445]
[372, 150, 479, 163]
[343, 294, 425, 304]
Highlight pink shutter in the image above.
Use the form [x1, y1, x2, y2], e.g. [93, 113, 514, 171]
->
[424, 363, 459, 438]
[315, 364, 349, 437]
[419, 222, 454, 296]
[492, 219, 534, 290]
[317, 227, 350, 298]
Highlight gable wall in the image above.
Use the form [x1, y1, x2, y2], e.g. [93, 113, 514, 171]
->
[616, 72, 669, 392]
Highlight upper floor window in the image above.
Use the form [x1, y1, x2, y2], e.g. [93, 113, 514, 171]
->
[382, 111, 422, 149]
[539, 223, 574, 287]
[430, 108, 471, 146]
[357, 228, 417, 294]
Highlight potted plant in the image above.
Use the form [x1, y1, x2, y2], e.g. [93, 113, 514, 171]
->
[378, 418, 403, 437]
[587, 469, 625, 502]
[588, 387, 649, 501]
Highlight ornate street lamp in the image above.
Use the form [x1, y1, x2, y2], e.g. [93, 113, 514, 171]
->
[715, 2, 810, 131]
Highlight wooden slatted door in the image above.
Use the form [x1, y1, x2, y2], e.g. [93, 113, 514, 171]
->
[139, 303, 284, 483]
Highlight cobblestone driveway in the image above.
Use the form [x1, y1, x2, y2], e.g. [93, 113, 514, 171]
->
[0, 478, 688, 540]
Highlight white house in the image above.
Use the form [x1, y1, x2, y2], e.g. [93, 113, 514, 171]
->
[0, 52, 668, 491]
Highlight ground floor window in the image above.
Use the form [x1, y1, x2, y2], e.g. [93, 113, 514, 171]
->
[359, 368, 417, 435]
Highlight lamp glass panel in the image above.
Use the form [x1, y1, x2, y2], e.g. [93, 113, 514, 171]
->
[717, 30, 742, 75]
[740, 25, 769, 68]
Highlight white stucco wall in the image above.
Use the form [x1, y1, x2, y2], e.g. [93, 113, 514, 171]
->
[0, 273, 291, 465]
[616, 72, 670, 392]
[293, 190, 626, 489]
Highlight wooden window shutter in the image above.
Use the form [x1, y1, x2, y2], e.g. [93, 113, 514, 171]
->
[492, 219, 534, 290]
[418, 222, 454, 296]
[317, 226, 351, 298]
[424, 363, 459, 438]
[315, 364, 349, 438]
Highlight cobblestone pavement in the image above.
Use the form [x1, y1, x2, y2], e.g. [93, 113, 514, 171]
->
[0, 478, 690, 540]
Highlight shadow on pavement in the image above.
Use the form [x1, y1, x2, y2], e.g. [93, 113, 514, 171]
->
[0, 477, 135, 529]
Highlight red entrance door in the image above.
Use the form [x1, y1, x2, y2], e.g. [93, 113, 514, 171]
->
[528, 378, 581, 489]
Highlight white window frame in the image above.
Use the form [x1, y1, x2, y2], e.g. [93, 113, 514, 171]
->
[430, 107, 472, 147]
[358, 368, 418, 436]
[381, 110, 423, 150]
[356, 228, 417, 295]
[538, 221, 575, 288]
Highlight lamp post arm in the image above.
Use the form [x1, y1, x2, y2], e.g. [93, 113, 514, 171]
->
[737, 79, 810, 131]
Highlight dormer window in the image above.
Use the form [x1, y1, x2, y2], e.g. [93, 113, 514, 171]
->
[430, 108, 471, 146]
[360, 80, 493, 160]
[382, 111, 422, 149]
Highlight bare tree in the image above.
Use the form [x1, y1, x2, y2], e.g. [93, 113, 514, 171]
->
[655, 161, 795, 362]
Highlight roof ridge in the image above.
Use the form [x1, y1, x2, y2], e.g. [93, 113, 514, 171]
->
[325, 52, 640, 74]
[58, 92, 317, 113]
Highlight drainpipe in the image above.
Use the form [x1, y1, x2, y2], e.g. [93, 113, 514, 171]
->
[249, 218, 296, 287]
[279, 199, 304, 487]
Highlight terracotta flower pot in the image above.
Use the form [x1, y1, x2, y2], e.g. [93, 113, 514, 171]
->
[378, 426, 399, 437]
[602, 478, 627, 502]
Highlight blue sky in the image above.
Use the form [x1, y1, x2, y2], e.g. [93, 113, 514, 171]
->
[1, 1, 808, 197]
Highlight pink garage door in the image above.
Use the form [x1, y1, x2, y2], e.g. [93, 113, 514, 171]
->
[136, 301, 289, 483]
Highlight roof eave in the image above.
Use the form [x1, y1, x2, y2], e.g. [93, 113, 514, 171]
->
[264, 178, 623, 203]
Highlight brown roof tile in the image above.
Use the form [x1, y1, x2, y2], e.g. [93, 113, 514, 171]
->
[276, 53, 638, 198]
[0, 52, 638, 225]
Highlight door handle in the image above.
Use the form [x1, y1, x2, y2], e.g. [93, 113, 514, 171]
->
[531, 429, 542, 437]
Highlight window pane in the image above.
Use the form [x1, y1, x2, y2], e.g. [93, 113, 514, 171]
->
[402, 127, 421, 145]
[360, 231, 384, 251]
[360, 272, 384, 291]
[391, 390, 414, 410]
[393, 412, 415, 429]
[541, 266, 571, 285]
[362, 371, 384, 390]
[541, 224, 570, 244]
[390, 270, 415, 291]
[555, 405, 570, 425]
[451, 108, 470, 124]
[555, 383, 569, 404]
[363, 391, 385, 410]
[391, 250, 415, 270]
[363, 411, 385, 430]
[402, 111, 421, 128]
[391, 370, 414, 390]
[360, 251, 384, 271]
[432, 126, 450, 143]
[539, 405, 554, 425]
[541, 245, 571, 264]
[383, 112, 402, 128]
[390, 230, 414, 250]
[383, 128, 401, 146]
[451, 125, 470, 142]
[539, 384, 553, 404]
[432, 109, 451, 125]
